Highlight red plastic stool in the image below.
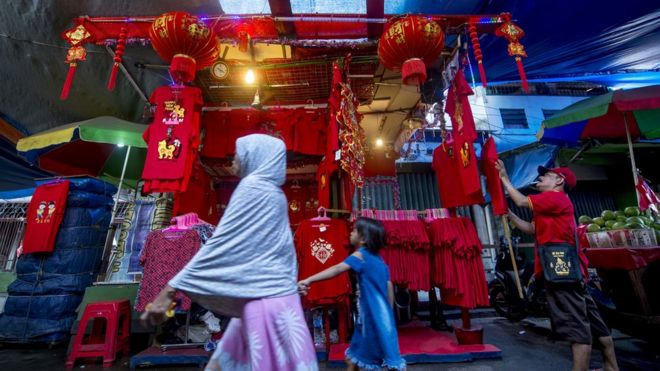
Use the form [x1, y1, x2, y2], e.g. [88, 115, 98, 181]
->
[66, 300, 131, 369]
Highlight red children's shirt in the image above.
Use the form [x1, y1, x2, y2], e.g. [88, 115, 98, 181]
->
[173, 161, 219, 224]
[294, 109, 327, 156]
[528, 191, 588, 279]
[262, 109, 297, 150]
[432, 140, 483, 208]
[200, 111, 231, 158]
[23, 180, 70, 254]
[142, 86, 202, 183]
[295, 219, 351, 305]
[481, 137, 508, 215]
[453, 130, 483, 200]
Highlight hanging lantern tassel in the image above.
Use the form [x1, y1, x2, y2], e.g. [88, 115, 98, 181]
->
[60, 24, 92, 100]
[468, 21, 487, 88]
[60, 46, 87, 100]
[107, 27, 128, 91]
[496, 13, 529, 93]
[60, 62, 77, 100]
[235, 22, 254, 53]
[515, 56, 528, 92]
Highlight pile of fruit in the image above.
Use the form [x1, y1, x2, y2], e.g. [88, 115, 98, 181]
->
[579, 207, 660, 240]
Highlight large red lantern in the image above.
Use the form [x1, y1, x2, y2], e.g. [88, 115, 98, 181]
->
[149, 12, 218, 83]
[377, 16, 445, 86]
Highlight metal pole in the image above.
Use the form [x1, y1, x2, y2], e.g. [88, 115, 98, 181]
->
[623, 114, 641, 207]
[111, 145, 131, 222]
[502, 215, 524, 299]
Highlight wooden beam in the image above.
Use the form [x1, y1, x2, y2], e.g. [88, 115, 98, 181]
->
[268, 0, 296, 39]
[367, 0, 385, 39]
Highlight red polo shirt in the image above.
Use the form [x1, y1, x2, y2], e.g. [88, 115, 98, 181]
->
[528, 191, 588, 279]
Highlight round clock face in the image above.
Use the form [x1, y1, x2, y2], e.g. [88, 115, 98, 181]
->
[211, 61, 228, 80]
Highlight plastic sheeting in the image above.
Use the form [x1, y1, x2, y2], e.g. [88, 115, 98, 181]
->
[0, 177, 113, 343]
[501, 145, 558, 190]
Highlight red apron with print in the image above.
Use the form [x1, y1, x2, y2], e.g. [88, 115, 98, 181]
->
[23, 180, 70, 254]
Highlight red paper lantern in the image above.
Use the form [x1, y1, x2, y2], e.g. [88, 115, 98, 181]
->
[377, 16, 445, 86]
[149, 12, 218, 83]
[235, 21, 254, 53]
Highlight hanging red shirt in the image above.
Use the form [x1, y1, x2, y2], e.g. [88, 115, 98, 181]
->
[200, 111, 231, 158]
[453, 130, 483, 201]
[294, 109, 327, 156]
[446, 69, 478, 142]
[23, 180, 70, 254]
[284, 185, 309, 225]
[481, 137, 507, 215]
[173, 160, 219, 224]
[432, 140, 482, 208]
[262, 109, 297, 150]
[141, 86, 202, 192]
[316, 157, 338, 208]
[295, 219, 351, 305]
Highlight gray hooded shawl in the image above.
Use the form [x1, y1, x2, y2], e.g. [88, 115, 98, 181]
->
[169, 134, 297, 316]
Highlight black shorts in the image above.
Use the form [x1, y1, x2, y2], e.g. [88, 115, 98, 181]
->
[545, 282, 610, 344]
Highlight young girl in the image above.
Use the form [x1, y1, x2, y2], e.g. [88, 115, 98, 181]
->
[298, 217, 406, 370]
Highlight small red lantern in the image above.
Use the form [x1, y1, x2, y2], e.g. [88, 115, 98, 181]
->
[60, 24, 93, 100]
[377, 15, 445, 86]
[149, 12, 218, 83]
[496, 13, 529, 92]
[235, 21, 254, 53]
[468, 19, 487, 88]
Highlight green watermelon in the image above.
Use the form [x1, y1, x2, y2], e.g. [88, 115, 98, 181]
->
[624, 206, 641, 217]
[625, 222, 644, 230]
[601, 210, 616, 221]
[612, 222, 627, 230]
[627, 217, 646, 226]
[653, 222, 660, 231]
[616, 216, 627, 223]
[586, 224, 602, 233]
[592, 217, 606, 227]
[605, 220, 617, 229]
[615, 210, 626, 218]
[578, 215, 593, 225]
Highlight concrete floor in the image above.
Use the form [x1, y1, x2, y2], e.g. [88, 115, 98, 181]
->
[1, 317, 658, 371]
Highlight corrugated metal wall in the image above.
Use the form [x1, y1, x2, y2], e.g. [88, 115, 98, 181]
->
[398, 173, 441, 210]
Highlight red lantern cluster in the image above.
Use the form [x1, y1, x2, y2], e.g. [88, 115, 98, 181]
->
[106, 27, 127, 91]
[468, 20, 487, 88]
[377, 16, 445, 86]
[149, 12, 218, 83]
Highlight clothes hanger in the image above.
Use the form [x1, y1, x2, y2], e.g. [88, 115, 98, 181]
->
[311, 207, 331, 222]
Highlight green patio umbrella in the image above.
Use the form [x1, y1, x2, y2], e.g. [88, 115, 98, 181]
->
[16, 116, 148, 218]
[537, 85, 660, 205]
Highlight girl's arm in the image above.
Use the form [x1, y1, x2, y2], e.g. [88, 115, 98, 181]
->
[387, 281, 394, 308]
[298, 251, 362, 295]
[298, 262, 350, 291]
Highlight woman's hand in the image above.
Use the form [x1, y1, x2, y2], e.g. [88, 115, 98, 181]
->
[140, 285, 176, 327]
[297, 280, 310, 296]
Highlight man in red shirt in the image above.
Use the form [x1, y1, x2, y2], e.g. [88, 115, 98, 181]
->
[495, 161, 619, 371]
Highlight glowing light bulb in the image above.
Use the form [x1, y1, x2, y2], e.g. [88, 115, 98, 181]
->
[245, 69, 256, 84]
[375, 138, 384, 147]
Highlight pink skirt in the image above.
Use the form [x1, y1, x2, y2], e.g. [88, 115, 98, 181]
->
[208, 293, 318, 371]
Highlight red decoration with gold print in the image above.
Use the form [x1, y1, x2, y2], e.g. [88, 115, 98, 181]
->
[60, 25, 93, 100]
[377, 15, 445, 86]
[148, 12, 218, 83]
[496, 13, 529, 92]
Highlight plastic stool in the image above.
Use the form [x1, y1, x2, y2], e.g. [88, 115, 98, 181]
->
[66, 300, 131, 368]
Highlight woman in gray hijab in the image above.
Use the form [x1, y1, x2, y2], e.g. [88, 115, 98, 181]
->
[141, 134, 318, 371]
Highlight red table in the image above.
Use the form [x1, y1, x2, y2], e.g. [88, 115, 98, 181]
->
[586, 247, 660, 270]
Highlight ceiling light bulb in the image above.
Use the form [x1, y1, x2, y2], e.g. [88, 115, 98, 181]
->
[375, 138, 384, 147]
[245, 69, 256, 84]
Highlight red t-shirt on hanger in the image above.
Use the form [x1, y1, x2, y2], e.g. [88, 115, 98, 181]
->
[295, 218, 351, 305]
[23, 180, 70, 254]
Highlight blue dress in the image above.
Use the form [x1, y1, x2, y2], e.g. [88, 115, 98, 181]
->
[344, 247, 406, 370]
